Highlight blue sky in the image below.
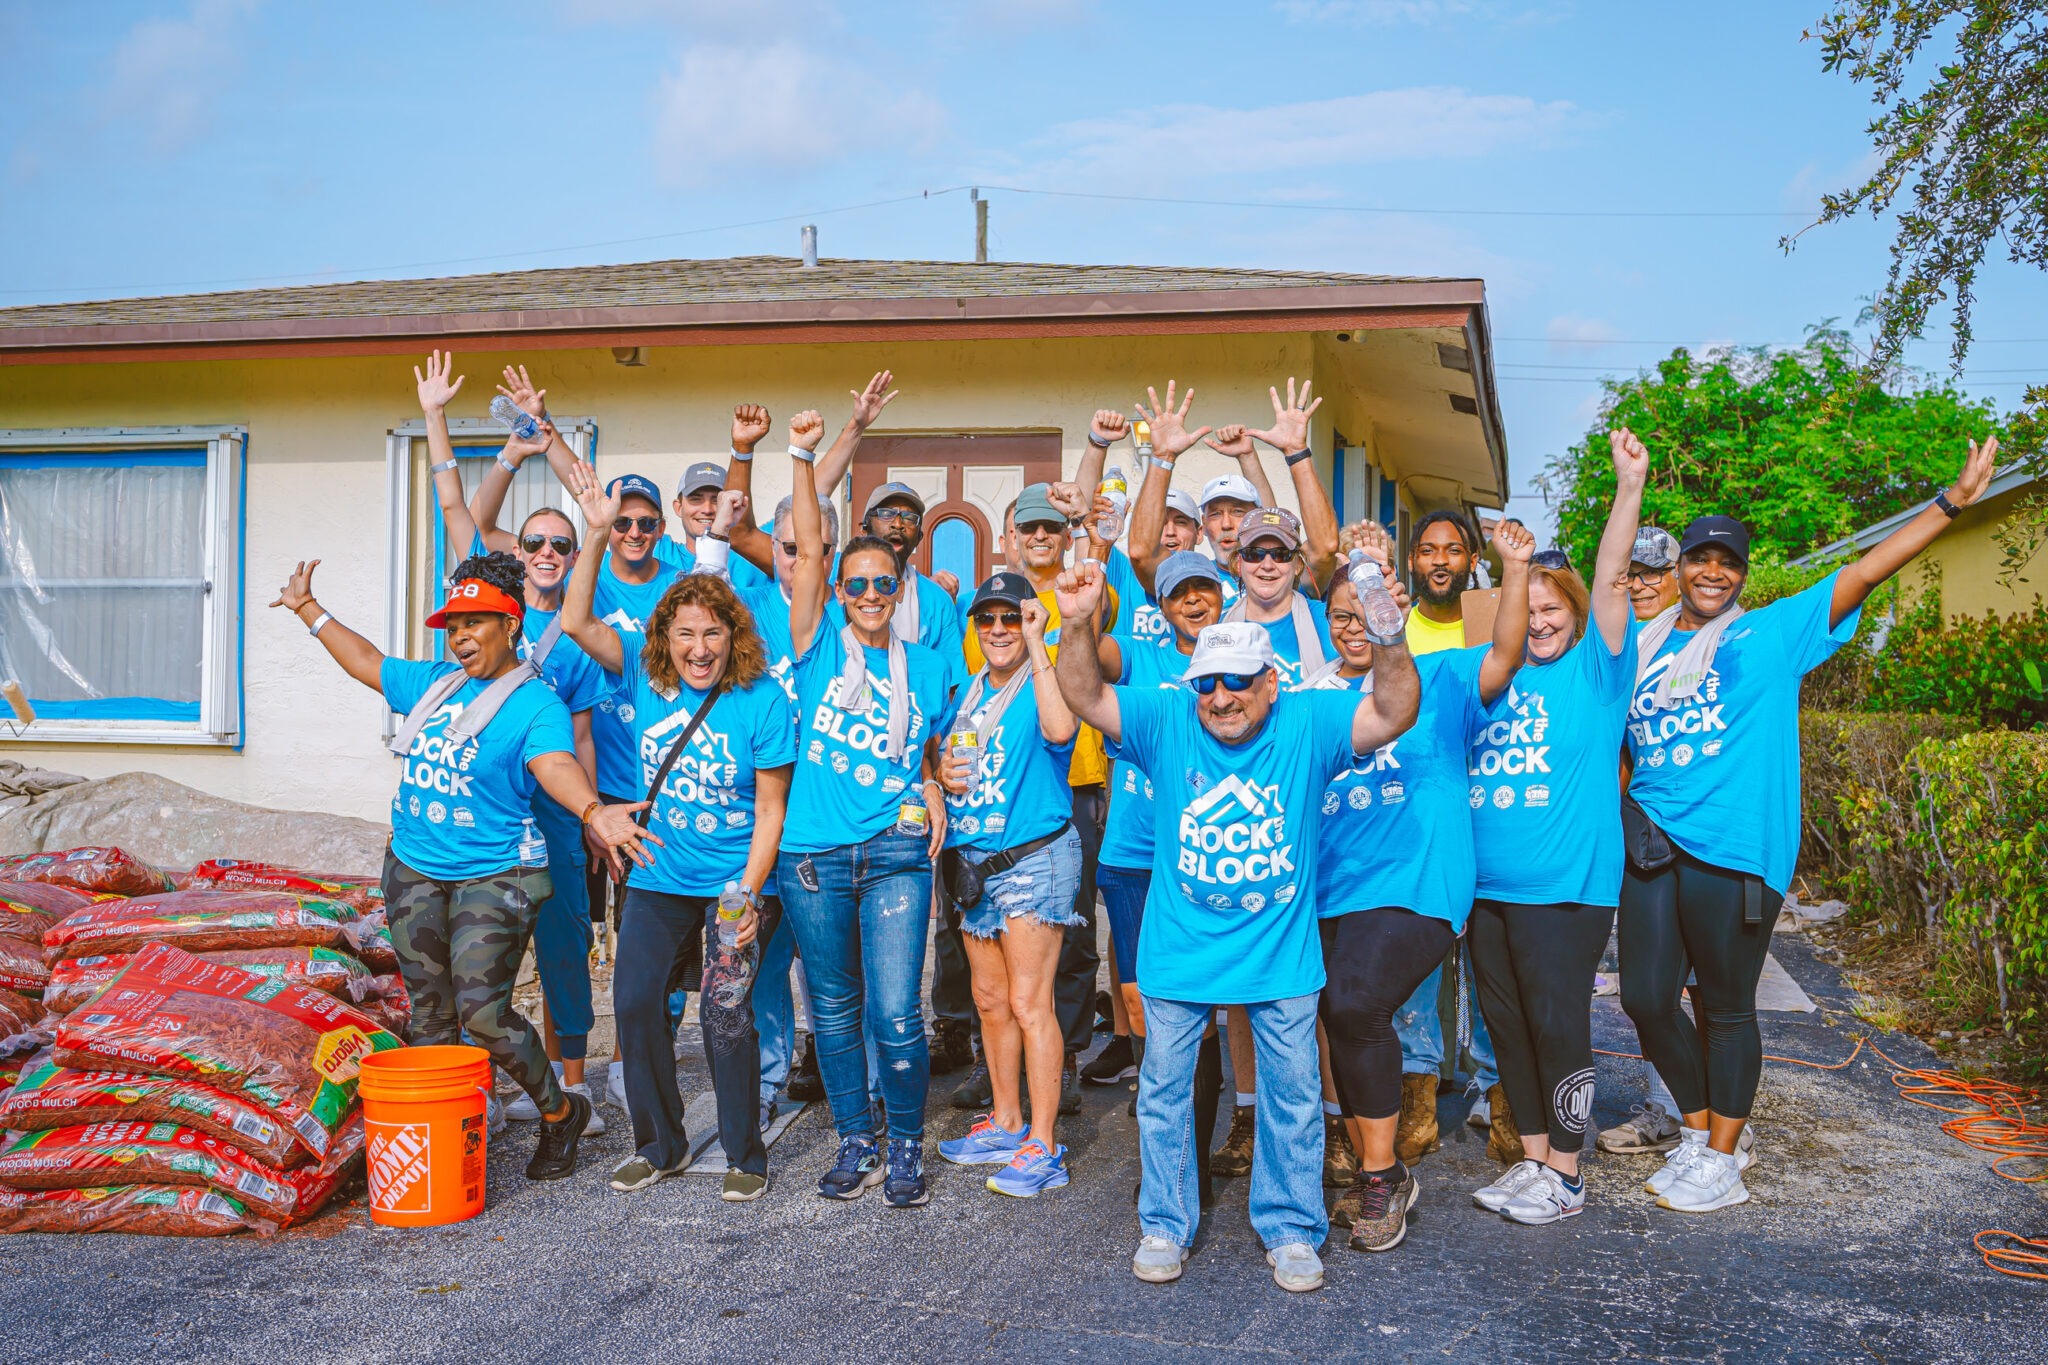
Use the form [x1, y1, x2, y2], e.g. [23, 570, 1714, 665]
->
[4, 0, 2038, 535]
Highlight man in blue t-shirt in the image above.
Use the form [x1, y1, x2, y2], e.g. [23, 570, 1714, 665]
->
[1051, 561, 1421, 1294]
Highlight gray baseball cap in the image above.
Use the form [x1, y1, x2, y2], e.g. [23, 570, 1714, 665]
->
[1631, 526, 1680, 571]
[676, 461, 726, 497]
[862, 481, 926, 518]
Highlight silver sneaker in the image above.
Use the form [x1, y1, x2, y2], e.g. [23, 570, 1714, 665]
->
[1473, 1158, 1544, 1212]
[1265, 1242, 1325, 1293]
[1598, 1101, 1682, 1154]
[1133, 1234, 1189, 1284]
[485, 1091, 506, 1136]
[1466, 1080, 1492, 1131]
[1500, 1165, 1585, 1226]
[1657, 1147, 1750, 1212]
[565, 1081, 605, 1136]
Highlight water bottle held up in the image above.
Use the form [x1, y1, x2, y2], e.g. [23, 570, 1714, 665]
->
[1095, 465, 1129, 542]
[1346, 549, 1407, 645]
[716, 880, 748, 948]
[489, 394, 542, 443]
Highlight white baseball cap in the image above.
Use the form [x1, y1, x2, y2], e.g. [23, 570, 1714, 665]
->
[1165, 488, 1201, 522]
[1199, 474, 1261, 509]
[1181, 622, 1280, 681]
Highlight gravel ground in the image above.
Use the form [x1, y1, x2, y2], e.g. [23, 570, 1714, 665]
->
[0, 933, 2040, 1363]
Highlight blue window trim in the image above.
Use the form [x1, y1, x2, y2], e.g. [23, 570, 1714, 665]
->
[0, 449, 206, 470]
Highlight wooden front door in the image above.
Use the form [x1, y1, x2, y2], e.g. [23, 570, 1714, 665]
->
[850, 434, 1063, 587]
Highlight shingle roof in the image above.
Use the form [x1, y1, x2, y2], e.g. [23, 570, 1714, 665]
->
[0, 256, 1455, 331]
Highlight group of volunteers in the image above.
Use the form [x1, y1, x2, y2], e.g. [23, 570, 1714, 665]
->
[272, 353, 1999, 1291]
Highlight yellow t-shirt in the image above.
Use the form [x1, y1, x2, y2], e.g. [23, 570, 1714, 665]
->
[963, 584, 1119, 788]
[1405, 607, 1467, 656]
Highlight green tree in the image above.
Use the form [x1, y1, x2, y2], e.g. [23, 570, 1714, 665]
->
[1538, 324, 1999, 572]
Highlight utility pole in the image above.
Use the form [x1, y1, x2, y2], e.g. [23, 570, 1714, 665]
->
[972, 188, 988, 263]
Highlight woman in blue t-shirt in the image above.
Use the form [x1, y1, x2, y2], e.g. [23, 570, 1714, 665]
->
[563, 471, 796, 1203]
[1621, 435, 2000, 1216]
[933, 573, 1081, 1198]
[1464, 432, 1647, 1228]
[779, 410, 961, 1209]
[272, 550, 655, 1185]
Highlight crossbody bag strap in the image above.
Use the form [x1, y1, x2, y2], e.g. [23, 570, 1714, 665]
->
[634, 680, 728, 830]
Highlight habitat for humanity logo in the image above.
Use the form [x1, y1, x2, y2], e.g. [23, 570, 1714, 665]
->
[1176, 773, 1295, 912]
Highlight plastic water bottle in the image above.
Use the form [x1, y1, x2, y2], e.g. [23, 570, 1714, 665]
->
[716, 880, 748, 948]
[489, 394, 542, 442]
[947, 729, 981, 795]
[517, 818, 548, 869]
[1346, 549, 1407, 642]
[1096, 466, 1130, 542]
[710, 881, 755, 1009]
[895, 795, 930, 839]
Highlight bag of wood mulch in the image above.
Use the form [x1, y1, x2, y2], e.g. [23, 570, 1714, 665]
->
[0, 989, 48, 1056]
[0, 847, 174, 899]
[0, 936, 47, 997]
[42, 890, 361, 964]
[0, 884, 106, 941]
[0, 1183, 274, 1237]
[181, 860, 384, 913]
[0, 1054, 323, 1170]
[44, 946, 380, 1016]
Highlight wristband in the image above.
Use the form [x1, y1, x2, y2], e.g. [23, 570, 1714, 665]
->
[705, 530, 730, 542]
[430, 459, 458, 474]
[580, 800, 603, 826]
[1147, 454, 1175, 472]
[1933, 490, 1963, 519]
[1284, 447, 1315, 467]
[1086, 432, 1113, 449]
[690, 535, 732, 578]
[307, 612, 333, 638]
[496, 454, 520, 474]
[788, 444, 816, 463]
[731, 446, 754, 463]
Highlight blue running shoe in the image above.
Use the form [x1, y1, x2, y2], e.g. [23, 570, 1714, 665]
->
[882, 1137, 930, 1208]
[987, 1140, 1070, 1198]
[817, 1134, 884, 1200]
[939, 1115, 1028, 1166]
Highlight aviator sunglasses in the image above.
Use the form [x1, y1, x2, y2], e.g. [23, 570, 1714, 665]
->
[521, 533, 575, 556]
[840, 574, 901, 598]
[612, 515, 661, 535]
[972, 609, 1024, 629]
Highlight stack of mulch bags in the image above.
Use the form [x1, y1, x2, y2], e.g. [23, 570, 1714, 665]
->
[0, 848, 411, 1236]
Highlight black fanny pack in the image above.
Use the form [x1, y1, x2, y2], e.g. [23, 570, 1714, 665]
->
[941, 822, 1072, 911]
[1621, 793, 1676, 873]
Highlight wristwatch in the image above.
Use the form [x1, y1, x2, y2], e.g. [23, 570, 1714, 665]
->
[1933, 490, 1963, 518]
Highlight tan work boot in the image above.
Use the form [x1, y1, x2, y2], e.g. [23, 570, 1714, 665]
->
[1213, 1104, 1256, 1177]
[1323, 1114, 1359, 1188]
[1394, 1074, 1440, 1163]
[1485, 1083, 1525, 1165]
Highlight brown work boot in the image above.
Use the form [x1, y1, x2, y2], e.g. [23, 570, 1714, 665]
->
[1323, 1114, 1359, 1188]
[1485, 1083, 1525, 1165]
[1212, 1104, 1256, 1178]
[1394, 1074, 1440, 1163]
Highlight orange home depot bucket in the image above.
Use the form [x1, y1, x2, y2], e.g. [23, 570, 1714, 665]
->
[359, 1045, 492, 1227]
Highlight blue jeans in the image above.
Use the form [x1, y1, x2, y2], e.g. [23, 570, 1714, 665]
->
[753, 914, 799, 1105]
[777, 828, 933, 1142]
[1138, 992, 1325, 1251]
[532, 805, 593, 1060]
[1394, 949, 1498, 1089]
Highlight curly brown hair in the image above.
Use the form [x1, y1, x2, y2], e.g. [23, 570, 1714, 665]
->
[641, 575, 769, 693]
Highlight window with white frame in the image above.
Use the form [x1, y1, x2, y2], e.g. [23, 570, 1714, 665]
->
[0, 427, 244, 745]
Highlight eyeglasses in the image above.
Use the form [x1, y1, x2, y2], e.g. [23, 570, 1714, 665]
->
[972, 610, 1023, 629]
[1189, 670, 1265, 695]
[521, 533, 574, 556]
[1328, 610, 1365, 632]
[778, 541, 836, 557]
[868, 507, 922, 528]
[612, 516, 661, 535]
[1531, 549, 1572, 570]
[840, 574, 901, 598]
[1627, 565, 1669, 585]
[1237, 544, 1293, 565]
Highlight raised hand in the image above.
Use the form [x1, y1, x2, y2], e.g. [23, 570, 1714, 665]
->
[501, 417, 556, 467]
[932, 569, 961, 597]
[414, 351, 464, 414]
[1052, 560, 1105, 622]
[790, 410, 826, 454]
[1090, 409, 1128, 446]
[1609, 427, 1649, 489]
[567, 460, 620, 531]
[850, 371, 900, 429]
[1948, 434, 1999, 507]
[732, 403, 772, 452]
[1204, 424, 1255, 459]
[1046, 481, 1090, 520]
[1341, 519, 1396, 565]
[1020, 596, 1051, 644]
[269, 560, 320, 612]
[711, 488, 750, 537]
[1247, 377, 1322, 454]
[1492, 518, 1535, 564]
[497, 365, 548, 420]
[1136, 381, 1212, 460]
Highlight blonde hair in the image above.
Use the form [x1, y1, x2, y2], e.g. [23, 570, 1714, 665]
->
[1531, 564, 1592, 646]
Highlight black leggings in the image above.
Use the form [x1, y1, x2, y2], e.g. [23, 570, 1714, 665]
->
[1468, 899, 1614, 1149]
[1319, 908, 1458, 1121]
[1619, 850, 1778, 1120]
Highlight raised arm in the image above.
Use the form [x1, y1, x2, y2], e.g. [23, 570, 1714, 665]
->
[1591, 428, 1648, 653]
[495, 363, 589, 503]
[1352, 629, 1419, 753]
[561, 464, 627, 674]
[1246, 378, 1336, 590]
[1020, 598, 1079, 746]
[1130, 384, 1213, 592]
[1478, 519, 1534, 705]
[1050, 561, 1121, 743]
[470, 418, 557, 555]
[1831, 435, 1998, 629]
[414, 352, 502, 561]
[786, 411, 832, 658]
[812, 370, 900, 493]
[271, 560, 383, 692]
[725, 403, 776, 576]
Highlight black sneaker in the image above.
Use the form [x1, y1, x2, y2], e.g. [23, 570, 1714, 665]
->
[817, 1134, 885, 1200]
[929, 1019, 975, 1076]
[1094, 989, 1116, 1034]
[525, 1090, 592, 1182]
[786, 1032, 824, 1103]
[1082, 1035, 1137, 1086]
[883, 1137, 930, 1207]
[1059, 1054, 1082, 1115]
[950, 1056, 993, 1110]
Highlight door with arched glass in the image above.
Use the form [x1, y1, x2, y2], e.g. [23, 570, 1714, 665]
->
[850, 434, 1062, 593]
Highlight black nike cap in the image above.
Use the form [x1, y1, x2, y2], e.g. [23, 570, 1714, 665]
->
[1678, 515, 1751, 566]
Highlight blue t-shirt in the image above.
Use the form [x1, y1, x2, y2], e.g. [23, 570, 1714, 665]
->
[607, 653, 797, 899]
[943, 672, 1076, 853]
[1231, 596, 1334, 688]
[1628, 571, 1858, 892]
[1305, 649, 1485, 930]
[1470, 618, 1638, 907]
[654, 534, 770, 590]
[518, 608, 605, 852]
[738, 584, 801, 706]
[1098, 633, 1190, 871]
[1106, 548, 1172, 648]
[1105, 686, 1361, 1005]
[590, 558, 684, 796]
[381, 659, 576, 882]
[783, 629, 961, 854]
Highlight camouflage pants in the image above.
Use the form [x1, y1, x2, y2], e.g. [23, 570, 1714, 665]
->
[381, 852, 563, 1115]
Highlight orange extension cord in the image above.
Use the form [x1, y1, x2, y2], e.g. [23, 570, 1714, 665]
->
[1592, 1036, 2048, 1281]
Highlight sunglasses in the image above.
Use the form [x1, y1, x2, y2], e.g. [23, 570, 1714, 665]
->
[840, 574, 901, 598]
[612, 516, 661, 535]
[1190, 670, 1265, 695]
[869, 507, 922, 528]
[1238, 544, 1293, 565]
[1531, 549, 1572, 570]
[972, 610, 1023, 630]
[779, 541, 836, 557]
[521, 533, 574, 556]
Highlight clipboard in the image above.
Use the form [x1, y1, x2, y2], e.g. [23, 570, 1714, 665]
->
[1461, 588, 1500, 648]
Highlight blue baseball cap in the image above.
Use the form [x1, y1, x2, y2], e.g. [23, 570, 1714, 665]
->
[607, 474, 663, 511]
[1156, 550, 1223, 601]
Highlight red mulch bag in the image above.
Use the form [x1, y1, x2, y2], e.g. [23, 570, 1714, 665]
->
[52, 943, 399, 1161]
[44, 946, 379, 1015]
[0, 1055, 321, 1170]
[345, 916, 399, 973]
[0, 935, 46, 996]
[0, 847, 174, 899]
[0, 883, 106, 941]
[183, 859, 384, 913]
[0, 989, 48, 1056]
[0, 1183, 273, 1237]
[0, 1119, 358, 1227]
[42, 890, 361, 963]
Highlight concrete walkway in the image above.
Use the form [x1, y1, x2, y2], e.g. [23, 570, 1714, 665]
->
[1, 936, 2040, 1363]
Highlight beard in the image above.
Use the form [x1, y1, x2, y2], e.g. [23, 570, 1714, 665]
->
[1416, 574, 1465, 608]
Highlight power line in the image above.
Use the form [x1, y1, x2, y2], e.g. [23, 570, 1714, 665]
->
[977, 185, 1809, 220]
[1498, 335, 2048, 348]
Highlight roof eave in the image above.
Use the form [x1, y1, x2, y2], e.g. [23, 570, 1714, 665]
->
[1791, 468, 2040, 564]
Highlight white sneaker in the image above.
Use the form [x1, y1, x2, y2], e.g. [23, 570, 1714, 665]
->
[1466, 1082, 1491, 1131]
[1645, 1128, 1709, 1196]
[1500, 1165, 1585, 1226]
[566, 1081, 605, 1136]
[485, 1091, 506, 1136]
[504, 1061, 564, 1121]
[1735, 1122, 1756, 1171]
[1132, 1234, 1189, 1284]
[1265, 1242, 1325, 1293]
[1657, 1146, 1750, 1212]
[1473, 1158, 1544, 1212]
[607, 1061, 630, 1115]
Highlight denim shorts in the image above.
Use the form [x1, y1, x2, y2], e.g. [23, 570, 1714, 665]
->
[959, 825, 1085, 940]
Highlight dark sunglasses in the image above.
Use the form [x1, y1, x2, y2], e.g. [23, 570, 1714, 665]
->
[972, 610, 1024, 629]
[1531, 549, 1572, 570]
[521, 533, 574, 556]
[868, 507, 922, 528]
[1237, 544, 1293, 565]
[778, 541, 836, 557]
[1189, 670, 1264, 695]
[1017, 519, 1067, 536]
[840, 574, 901, 598]
[612, 515, 661, 535]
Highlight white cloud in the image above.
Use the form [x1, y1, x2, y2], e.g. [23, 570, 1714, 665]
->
[651, 42, 943, 186]
[1543, 315, 1621, 353]
[100, 0, 260, 153]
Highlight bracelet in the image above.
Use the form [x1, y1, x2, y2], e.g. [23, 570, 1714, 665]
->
[1086, 432, 1113, 449]
[1284, 447, 1314, 467]
[788, 444, 816, 463]
[307, 612, 333, 638]
[1933, 490, 1963, 519]
[1147, 454, 1175, 472]
[731, 446, 754, 463]
[430, 459, 458, 474]
[705, 530, 729, 542]
[496, 454, 520, 474]
[580, 799, 603, 826]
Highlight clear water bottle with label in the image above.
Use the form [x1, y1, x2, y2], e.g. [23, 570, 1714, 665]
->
[1346, 549, 1407, 643]
[895, 793, 930, 838]
[1095, 466, 1130, 542]
[489, 394, 542, 442]
[708, 881, 755, 1010]
[947, 728, 981, 791]
[517, 818, 548, 868]
[716, 880, 748, 949]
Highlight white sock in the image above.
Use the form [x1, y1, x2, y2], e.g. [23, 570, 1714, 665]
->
[1236, 1092, 1256, 1109]
[1322, 1101, 1343, 1117]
